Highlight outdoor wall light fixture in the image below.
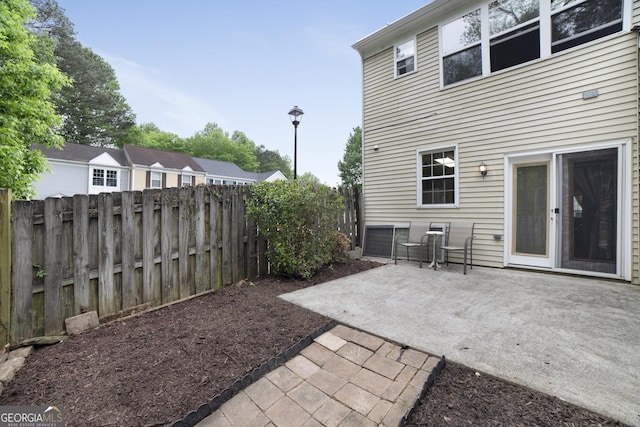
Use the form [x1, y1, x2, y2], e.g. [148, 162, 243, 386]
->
[479, 162, 488, 179]
[288, 105, 304, 180]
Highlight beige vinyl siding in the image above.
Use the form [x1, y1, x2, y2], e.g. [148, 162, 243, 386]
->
[633, 0, 640, 25]
[362, 27, 638, 273]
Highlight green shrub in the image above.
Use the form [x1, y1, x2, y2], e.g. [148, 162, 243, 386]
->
[246, 180, 344, 279]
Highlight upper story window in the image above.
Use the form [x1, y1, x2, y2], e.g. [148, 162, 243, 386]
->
[418, 147, 457, 207]
[489, 0, 540, 72]
[551, 0, 623, 53]
[442, 10, 482, 86]
[441, 0, 626, 86]
[395, 39, 416, 77]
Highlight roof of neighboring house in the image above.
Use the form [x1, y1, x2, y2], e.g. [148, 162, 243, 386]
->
[195, 157, 255, 180]
[123, 144, 206, 172]
[33, 142, 129, 165]
[352, 0, 463, 59]
[195, 157, 283, 182]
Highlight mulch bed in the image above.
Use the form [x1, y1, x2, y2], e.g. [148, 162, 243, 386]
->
[0, 259, 625, 426]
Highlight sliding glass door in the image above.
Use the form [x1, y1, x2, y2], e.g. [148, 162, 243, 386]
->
[559, 148, 618, 274]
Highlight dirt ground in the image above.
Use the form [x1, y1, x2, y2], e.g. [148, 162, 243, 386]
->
[0, 259, 625, 426]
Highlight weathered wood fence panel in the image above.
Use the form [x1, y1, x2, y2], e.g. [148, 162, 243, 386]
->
[2, 185, 264, 345]
[337, 186, 362, 249]
[0, 184, 361, 346]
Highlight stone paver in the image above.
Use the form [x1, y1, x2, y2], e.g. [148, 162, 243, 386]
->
[363, 353, 404, 380]
[289, 381, 330, 413]
[337, 342, 373, 365]
[244, 378, 284, 411]
[334, 383, 380, 415]
[315, 332, 347, 351]
[196, 325, 436, 427]
[286, 355, 321, 379]
[265, 396, 310, 427]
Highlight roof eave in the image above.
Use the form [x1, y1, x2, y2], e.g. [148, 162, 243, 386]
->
[352, 0, 468, 59]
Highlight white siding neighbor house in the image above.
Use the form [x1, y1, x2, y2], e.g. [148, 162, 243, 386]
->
[33, 142, 130, 199]
[353, 0, 639, 284]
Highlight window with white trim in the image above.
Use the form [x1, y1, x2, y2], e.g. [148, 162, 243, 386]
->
[442, 9, 482, 86]
[181, 174, 192, 186]
[150, 171, 162, 188]
[91, 167, 118, 191]
[419, 148, 457, 206]
[551, 0, 623, 53]
[441, 0, 626, 86]
[395, 39, 416, 77]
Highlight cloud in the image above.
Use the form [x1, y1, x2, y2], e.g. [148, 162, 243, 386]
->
[100, 53, 228, 137]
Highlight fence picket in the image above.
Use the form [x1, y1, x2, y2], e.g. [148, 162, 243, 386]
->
[121, 191, 137, 309]
[161, 189, 176, 303]
[142, 190, 157, 305]
[0, 190, 10, 345]
[98, 193, 116, 316]
[44, 198, 63, 334]
[222, 187, 232, 285]
[178, 188, 192, 299]
[10, 201, 32, 344]
[194, 186, 207, 293]
[209, 187, 221, 289]
[73, 195, 90, 314]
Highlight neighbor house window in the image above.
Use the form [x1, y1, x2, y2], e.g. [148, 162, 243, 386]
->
[441, 0, 627, 86]
[150, 171, 162, 188]
[419, 148, 457, 206]
[395, 39, 416, 77]
[181, 174, 192, 186]
[91, 168, 118, 189]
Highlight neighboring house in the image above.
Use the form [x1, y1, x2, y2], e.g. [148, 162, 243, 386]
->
[123, 145, 206, 190]
[353, 0, 639, 284]
[195, 157, 286, 184]
[33, 142, 130, 199]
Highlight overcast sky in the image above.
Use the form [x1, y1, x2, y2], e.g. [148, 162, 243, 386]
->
[55, 1, 429, 185]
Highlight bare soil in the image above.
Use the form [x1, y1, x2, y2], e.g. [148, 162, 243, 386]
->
[0, 259, 624, 426]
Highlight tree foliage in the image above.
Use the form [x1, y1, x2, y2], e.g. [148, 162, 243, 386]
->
[28, 0, 135, 147]
[338, 126, 362, 188]
[246, 180, 345, 279]
[0, 0, 69, 199]
[255, 144, 292, 179]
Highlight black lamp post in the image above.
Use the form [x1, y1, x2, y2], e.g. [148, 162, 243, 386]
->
[288, 105, 304, 180]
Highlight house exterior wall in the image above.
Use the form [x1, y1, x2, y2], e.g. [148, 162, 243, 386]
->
[130, 168, 205, 190]
[360, 13, 639, 282]
[34, 161, 130, 199]
[34, 161, 89, 199]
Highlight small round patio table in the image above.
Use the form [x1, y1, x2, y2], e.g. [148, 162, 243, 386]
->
[425, 230, 443, 270]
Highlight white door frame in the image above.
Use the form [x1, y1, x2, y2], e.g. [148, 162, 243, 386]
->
[504, 140, 631, 280]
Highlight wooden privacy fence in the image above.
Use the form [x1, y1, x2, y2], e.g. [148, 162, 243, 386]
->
[0, 185, 361, 347]
[336, 186, 362, 251]
[0, 186, 267, 346]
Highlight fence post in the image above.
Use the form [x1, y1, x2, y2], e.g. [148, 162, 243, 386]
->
[0, 189, 11, 346]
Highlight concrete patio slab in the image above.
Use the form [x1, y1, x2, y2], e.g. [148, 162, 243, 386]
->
[280, 262, 640, 426]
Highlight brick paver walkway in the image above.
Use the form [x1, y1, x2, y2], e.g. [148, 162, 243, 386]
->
[197, 325, 440, 427]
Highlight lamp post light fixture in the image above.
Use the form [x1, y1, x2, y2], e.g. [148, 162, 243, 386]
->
[288, 105, 304, 180]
